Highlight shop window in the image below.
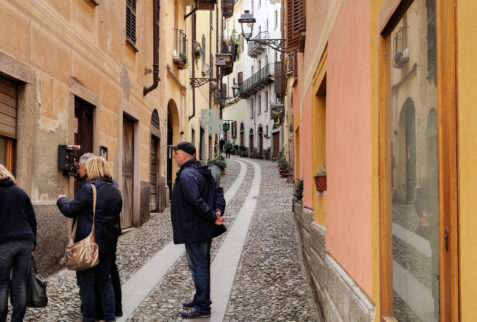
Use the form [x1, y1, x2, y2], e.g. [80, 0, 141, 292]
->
[379, 0, 458, 320]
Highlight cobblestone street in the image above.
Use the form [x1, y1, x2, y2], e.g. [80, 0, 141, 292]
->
[16, 157, 320, 321]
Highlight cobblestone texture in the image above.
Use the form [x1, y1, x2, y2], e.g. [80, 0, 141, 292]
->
[127, 159, 254, 321]
[11, 158, 320, 321]
[223, 158, 319, 321]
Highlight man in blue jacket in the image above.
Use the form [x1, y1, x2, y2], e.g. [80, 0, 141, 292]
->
[169, 142, 226, 319]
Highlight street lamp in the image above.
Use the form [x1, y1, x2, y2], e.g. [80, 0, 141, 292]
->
[238, 10, 255, 41]
[238, 10, 287, 53]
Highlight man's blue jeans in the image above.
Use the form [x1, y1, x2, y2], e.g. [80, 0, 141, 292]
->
[185, 239, 212, 312]
[76, 253, 115, 322]
[0, 240, 34, 322]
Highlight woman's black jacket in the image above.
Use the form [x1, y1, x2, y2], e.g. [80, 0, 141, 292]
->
[57, 177, 122, 255]
[171, 159, 226, 244]
[0, 178, 36, 247]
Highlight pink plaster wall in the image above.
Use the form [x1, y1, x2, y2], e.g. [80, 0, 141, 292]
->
[325, 0, 373, 297]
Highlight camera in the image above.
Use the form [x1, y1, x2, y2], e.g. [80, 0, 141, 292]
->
[58, 145, 81, 177]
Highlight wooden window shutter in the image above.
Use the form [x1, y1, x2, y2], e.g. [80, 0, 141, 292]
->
[286, 0, 306, 52]
[238, 72, 243, 84]
[126, 0, 137, 44]
[274, 61, 284, 96]
[0, 77, 17, 139]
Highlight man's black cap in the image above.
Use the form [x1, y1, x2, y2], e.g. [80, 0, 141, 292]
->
[169, 142, 196, 156]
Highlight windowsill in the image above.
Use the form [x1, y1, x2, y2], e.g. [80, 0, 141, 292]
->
[126, 38, 139, 53]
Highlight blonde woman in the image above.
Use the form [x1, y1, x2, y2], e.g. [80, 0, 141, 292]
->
[57, 157, 122, 322]
[0, 164, 36, 322]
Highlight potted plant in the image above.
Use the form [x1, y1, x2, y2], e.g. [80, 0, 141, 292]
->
[208, 154, 227, 175]
[180, 53, 188, 65]
[194, 44, 202, 66]
[277, 153, 289, 177]
[295, 179, 303, 201]
[314, 164, 327, 192]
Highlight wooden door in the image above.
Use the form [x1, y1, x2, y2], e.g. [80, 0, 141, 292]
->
[150, 135, 159, 212]
[122, 117, 134, 228]
[74, 98, 94, 193]
[273, 132, 280, 157]
[249, 134, 254, 153]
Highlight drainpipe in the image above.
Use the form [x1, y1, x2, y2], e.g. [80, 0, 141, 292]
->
[144, 0, 160, 96]
[189, 12, 197, 120]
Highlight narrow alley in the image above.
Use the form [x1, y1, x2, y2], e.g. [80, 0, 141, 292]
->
[18, 158, 320, 321]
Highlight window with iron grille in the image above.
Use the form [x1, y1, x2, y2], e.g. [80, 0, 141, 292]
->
[126, 0, 137, 44]
[232, 122, 237, 138]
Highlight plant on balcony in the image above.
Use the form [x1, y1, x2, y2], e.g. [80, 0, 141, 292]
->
[314, 164, 327, 192]
[230, 30, 241, 61]
[180, 53, 188, 65]
[194, 45, 202, 66]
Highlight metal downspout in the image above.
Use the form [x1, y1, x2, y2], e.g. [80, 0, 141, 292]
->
[144, 0, 160, 96]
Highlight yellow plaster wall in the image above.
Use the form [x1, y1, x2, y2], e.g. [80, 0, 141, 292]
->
[457, 0, 477, 319]
[311, 49, 327, 226]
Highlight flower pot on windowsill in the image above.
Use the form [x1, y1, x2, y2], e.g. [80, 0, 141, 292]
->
[314, 174, 327, 192]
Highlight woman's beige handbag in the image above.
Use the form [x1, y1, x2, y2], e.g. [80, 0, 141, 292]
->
[60, 184, 99, 271]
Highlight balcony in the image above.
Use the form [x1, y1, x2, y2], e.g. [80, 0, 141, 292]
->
[172, 29, 188, 70]
[222, 0, 234, 18]
[216, 37, 237, 76]
[238, 63, 274, 98]
[195, 0, 216, 11]
[248, 32, 268, 58]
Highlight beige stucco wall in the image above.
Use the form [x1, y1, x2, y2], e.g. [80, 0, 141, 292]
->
[0, 0, 169, 272]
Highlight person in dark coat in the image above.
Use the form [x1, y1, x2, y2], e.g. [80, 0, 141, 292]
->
[77, 153, 123, 319]
[57, 157, 122, 322]
[0, 164, 37, 322]
[169, 142, 226, 319]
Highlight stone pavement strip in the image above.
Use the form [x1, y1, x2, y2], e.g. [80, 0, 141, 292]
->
[14, 157, 320, 321]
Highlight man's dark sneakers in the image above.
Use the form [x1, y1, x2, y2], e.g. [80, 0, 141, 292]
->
[182, 300, 195, 309]
[181, 308, 211, 319]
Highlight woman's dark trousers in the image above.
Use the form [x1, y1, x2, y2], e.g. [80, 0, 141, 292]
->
[77, 253, 116, 322]
[95, 253, 122, 318]
[0, 240, 34, 322]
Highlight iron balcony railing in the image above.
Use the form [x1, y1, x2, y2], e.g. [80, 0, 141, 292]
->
[172, 29, 188, 59]
[248, 32, 268, 57]
[239, 63, 275, 97]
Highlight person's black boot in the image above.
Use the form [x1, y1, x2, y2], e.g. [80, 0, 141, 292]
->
[181, 308, 211, 319]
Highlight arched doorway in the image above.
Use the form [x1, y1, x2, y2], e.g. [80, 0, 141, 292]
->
[249, 128, 254, 155]
[150, 109, 160, 212]
[258, 125, 264, 156]
[426, 108, 437, 174]
[240, 123, 244, 146]
[167, 100, 180, 193]
[399, 98, 416, 203]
